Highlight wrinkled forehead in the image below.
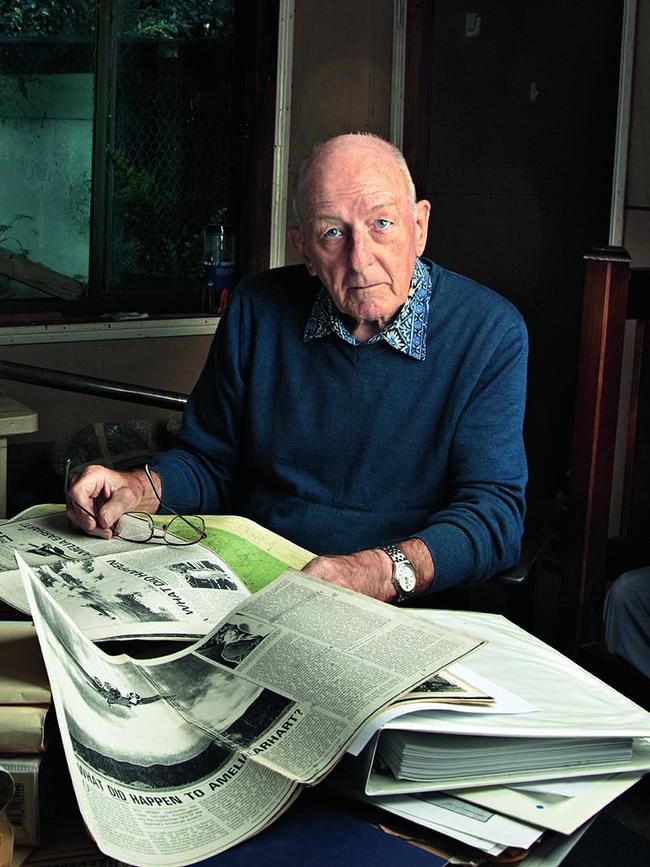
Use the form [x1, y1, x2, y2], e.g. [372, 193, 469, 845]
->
[298, 140, 412, 222]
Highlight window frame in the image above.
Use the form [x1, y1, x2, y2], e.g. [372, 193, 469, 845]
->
[0, 0, 281, 330]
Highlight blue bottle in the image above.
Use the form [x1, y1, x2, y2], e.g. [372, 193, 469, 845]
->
[203, 225, 235, 314]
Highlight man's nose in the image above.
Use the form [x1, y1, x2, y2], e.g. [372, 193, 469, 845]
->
[348, 229, 374, 271]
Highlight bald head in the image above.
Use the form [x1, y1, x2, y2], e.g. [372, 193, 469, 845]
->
[293, 133, 416, 229]
[287, 132, 430, 340]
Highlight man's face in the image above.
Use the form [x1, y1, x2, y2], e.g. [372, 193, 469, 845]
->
[289, 138, 430, 333]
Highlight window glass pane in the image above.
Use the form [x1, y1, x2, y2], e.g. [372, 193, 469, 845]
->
[0, 2, 95, 302]
[106, 0, 234, 300]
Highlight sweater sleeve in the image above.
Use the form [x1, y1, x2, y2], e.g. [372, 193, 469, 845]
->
[412, 317, 529, 592]
[149, 284, 247, 513]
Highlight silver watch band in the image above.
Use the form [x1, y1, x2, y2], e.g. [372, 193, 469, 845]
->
[381, 543, 409, 564]
[379, 543, 416, 601]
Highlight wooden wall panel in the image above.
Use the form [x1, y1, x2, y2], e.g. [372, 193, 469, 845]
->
[285, 0, 394, 263]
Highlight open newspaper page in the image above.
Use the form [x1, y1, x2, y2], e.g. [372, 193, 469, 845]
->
[17, 555, 483, 865]
[17, 554, 300, 866]
[0, 508, 157, 573]
[0, 507, 312, 641]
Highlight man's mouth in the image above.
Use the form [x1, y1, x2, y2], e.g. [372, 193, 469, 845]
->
[347, 282, 382, 291]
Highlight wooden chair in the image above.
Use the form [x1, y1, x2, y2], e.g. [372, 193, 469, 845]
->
[563, 247, 649, 699]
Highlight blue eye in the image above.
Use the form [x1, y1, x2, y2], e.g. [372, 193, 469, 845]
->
[375, 219, 392, 230]
[322, 227, 342, 239]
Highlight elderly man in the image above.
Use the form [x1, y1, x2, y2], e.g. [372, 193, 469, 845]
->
[67, 133, 528, 604]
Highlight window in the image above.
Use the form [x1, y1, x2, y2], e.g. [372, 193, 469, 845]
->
[0, 1, 277, 321]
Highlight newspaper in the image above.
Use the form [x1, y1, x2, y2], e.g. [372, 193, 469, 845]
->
[401, 669, 494, 705]
[17, 554, 483, 866]
[0, 508, 311, 642]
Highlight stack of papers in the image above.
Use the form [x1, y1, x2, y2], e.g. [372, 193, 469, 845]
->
[455, 772, 644, 835]
[371, 790, 546, 856]
[335, 610, 650, 862]
[378, 732, 634, 782]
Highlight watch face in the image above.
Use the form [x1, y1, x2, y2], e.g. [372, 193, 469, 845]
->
[395, 562, 416, 593]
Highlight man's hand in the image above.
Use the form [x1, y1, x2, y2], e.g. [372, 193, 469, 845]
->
[66, 464, 162, 539]
[302, 538, 434, 602]
[302, 549, 395, 601]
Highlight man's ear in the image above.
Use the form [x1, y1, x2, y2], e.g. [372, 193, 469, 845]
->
[288, 226, 317, 276]
[414, 199, 431, 257]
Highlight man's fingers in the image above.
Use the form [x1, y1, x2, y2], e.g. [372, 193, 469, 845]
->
[96, 484, 141, 531]
[66, 501, 113, 539]
[65, 465, 159, 540]
[67, 466, 110, 510]
[66, 465, 140, 538]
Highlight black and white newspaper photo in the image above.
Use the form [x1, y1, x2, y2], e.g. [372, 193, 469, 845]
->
[16, 553, 300, 866]
[0, 511, 141, 571]
[0, 512, 249, 641]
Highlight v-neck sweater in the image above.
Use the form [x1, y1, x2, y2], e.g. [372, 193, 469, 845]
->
[151, 260, 528, 592]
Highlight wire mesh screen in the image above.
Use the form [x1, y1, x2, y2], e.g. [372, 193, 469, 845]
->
[108, 2, 234, 297]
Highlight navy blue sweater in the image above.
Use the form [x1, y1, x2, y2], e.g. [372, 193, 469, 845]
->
[151, 260, 528, 592]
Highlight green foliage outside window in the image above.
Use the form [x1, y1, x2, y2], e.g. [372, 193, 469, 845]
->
[108, 147, 201, 279]
[0, 1, 233, 39]
[0, 1, 96, 37]
[0, 214, 33, 257]
[1, 0, 235, 310]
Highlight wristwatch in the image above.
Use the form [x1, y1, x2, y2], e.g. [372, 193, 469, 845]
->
[379, 544, 417, 602]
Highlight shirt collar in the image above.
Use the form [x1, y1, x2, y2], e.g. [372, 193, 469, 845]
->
[303, 258, 432, 360]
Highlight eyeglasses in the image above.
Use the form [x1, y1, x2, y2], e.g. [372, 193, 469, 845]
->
[64, 459, 207, 546]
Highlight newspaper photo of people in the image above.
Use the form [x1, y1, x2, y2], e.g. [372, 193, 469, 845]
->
[21, 571, 230, 790]
[32, 558, 174, 626]
[16, 553, 302, 865]
[0, 513, 251, 641]
[145, 651, 297, 754]
[0, 511, 121, 571]
[196, 613, 270, 669]
[167, 559, 239, 591]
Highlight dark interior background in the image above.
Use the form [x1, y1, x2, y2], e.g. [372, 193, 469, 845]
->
[408, 0, 622, 522]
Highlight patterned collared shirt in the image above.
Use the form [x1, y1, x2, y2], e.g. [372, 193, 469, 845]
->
[302, 258, 432, 360]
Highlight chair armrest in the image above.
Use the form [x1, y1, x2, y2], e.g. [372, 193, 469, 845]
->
[495, 529, 557, 586]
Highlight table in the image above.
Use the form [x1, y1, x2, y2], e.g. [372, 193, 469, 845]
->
[0, 395, 38, 519]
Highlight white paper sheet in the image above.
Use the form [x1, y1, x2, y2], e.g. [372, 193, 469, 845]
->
[363, 737, 650, 796]
[374, 791, 543, 850]
[349, 662, 536, 755]
[453, 771, 644, 834]
[379, 610, 650, 739]
[510, 778, 602, 797]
